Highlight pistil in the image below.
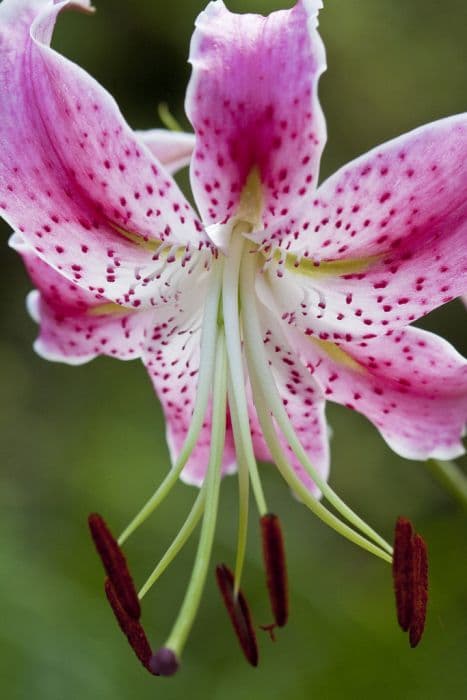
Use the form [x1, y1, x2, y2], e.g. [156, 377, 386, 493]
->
[222, 233, 268, 519]
[228, 380, 251, 596]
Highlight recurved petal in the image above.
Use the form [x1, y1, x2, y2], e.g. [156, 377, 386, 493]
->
[249, 306, 329, 496]
[274, 115, 467, 333]
[142, 267, 236, 486]
[11, 234, 150, 364]
[287, 115, 467, 260]
[293, 326, 467, 461]
[186, 0, 326, 225]
[136, 129, 195, 174]
[0, 0, 205, 306]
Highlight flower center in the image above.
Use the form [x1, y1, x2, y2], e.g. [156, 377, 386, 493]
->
[102, 170, 394, 672]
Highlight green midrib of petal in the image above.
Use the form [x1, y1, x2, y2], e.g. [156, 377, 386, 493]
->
[281, 250, 382, 278]
[87, 302, 128, 317]
[310, 336, 366, 373]
[109, 221, 163, 252]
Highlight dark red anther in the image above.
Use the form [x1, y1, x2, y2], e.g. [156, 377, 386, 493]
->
[215, 564, 259, 667]
[149, 648, 180, 676]
[409, 533, 428, 648]
[105, 579, 157, 674]
[260, 514, 289, 627]
[88, 513, 141, 620]
[392, 517, 429, 647]
[392, 516, 414, 632]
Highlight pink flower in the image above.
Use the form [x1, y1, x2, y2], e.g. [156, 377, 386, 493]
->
[1, 0, 466, 673]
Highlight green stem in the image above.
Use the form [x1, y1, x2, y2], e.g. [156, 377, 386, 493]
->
[426, 459, 467, 510]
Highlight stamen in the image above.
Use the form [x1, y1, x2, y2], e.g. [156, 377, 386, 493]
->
[260, 514, 288, 627]
[215, 564, 259, 667]
[246, 348, 392, 562]
[392, 516, 414, 631]
[138, 490, 205, 599]
[409, 533, 428, 648]
[240, 251, 393, 561]
[118, 262, 222, 545]
[104, 579, 156, 674]
[149, 647, 180, 676]
[392, 517, 429, 647]
[88, 513, 141, 620]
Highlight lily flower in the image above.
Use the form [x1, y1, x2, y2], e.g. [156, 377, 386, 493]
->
[1, 0, 466, 673]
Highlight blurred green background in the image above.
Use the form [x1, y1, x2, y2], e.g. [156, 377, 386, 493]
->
[1, 0, 466, 698]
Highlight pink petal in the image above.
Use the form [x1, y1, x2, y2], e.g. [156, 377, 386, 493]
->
[142, 292, 236, 487]
[295, 326, 467, 460]
[270, 115, 467, 335]
[249, 308, 329, 495]
[11, 234, 150, 364]
[0, 0, 205, 306]
[289, 115, 467, 260]
[186, 0, 326, 224]
[136, 129, 195, 174]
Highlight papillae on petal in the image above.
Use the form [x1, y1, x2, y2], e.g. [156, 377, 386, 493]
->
[142, 274, 237, 486]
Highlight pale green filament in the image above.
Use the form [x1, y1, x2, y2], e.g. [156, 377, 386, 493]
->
[138, 489, 206, 600]
[118, 263, 223, 545]
[222, 233, 267, 517]
[165, 330, 227, 656]
[240, 250, 393, 560]
[110, 162, 402, 666]
[228, 380, 250, 596]
[247, 362, 392, 563]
